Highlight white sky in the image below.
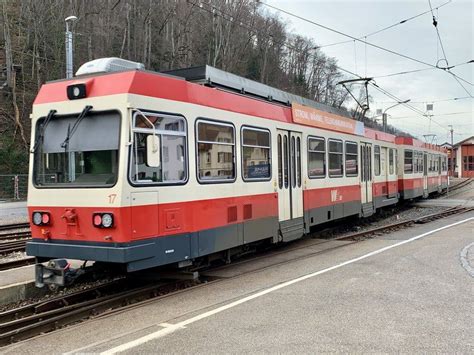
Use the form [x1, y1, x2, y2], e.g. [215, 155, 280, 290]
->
[265, 0, 473, 144]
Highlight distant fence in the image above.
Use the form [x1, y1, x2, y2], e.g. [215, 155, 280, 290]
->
[0, 174, 28, 201]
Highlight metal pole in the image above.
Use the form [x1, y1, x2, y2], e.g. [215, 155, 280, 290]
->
[382, 113, 387, 133]
[65, 16, 78, 79]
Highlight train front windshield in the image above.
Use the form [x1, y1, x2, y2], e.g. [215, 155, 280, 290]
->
[33, 110, 120, 187]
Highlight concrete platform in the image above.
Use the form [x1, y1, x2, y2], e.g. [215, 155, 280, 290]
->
[0, 266, 41, 305]
[2, 211, 473, 353]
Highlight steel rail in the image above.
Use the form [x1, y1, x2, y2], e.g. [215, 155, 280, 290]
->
[0, 240, 28, 255]
[0, 257, 35, 272]
[0, 223, 30, 232]
[0, 278, 204, 346]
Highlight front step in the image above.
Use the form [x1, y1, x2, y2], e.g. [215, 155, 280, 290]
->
[361, 202, 374, 217]
[279, 217, 305, 242]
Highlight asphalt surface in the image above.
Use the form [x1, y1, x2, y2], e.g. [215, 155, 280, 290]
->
[0, 201, 28, 222]
[2, 211, 473, 354]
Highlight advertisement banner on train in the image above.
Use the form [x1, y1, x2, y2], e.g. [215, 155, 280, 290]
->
[291, 102, 365, 136]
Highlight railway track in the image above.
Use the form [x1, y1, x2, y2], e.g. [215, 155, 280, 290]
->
[0, 240, 28, 255]
[0, 277, 209, 346]
[1, 204, 473, 347]
[446, 178, 473, 194]
[0, 258, 35, 272]
[0, 223, 30, 232]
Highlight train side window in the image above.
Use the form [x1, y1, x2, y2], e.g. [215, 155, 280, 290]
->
[395, 149, 398, 175]
[389, 148, 394, 175]
[283, 135, 289, 188]
[345, 141, 358, 177]
[296, 137, 301, 187]
[328, 139, 343, 177]
[374, 145, 381, 176]
[130, 111, 187, 185]
[241, 126, 271, 181]
[404, 150, 413, 173]
[277, 134, 283, 188]
[196, 120, 235, 182]
[291, 136, 296, 188]
[308, 136, 325, 178]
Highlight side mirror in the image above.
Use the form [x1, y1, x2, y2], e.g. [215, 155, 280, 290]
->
[146, 134, 161, 167]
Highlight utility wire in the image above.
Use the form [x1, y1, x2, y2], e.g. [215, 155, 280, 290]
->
[317, 0, 452, 48]
[390, 111, 472, 119]
[372, 67, 435, 79]
[428, 0, 449, 66]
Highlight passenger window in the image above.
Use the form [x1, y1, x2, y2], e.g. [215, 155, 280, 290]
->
[395, 150, 398, 174]
[328, 139, 343, 177]
[277, 134, 282, 188]
[308, 137, 325, 178]
[374, 145, 381, 176]
[389, 149, 394, 175]
[197, 120, 235, 182]
[241, 127, 271, 181]
[283, 135, 289, 188]
[345, 142, 358, 177]
[296, 137, 301, 187]
[404, 150, 413, 173]
[130, 111, 186, 184]
[291, 136, 296, 188]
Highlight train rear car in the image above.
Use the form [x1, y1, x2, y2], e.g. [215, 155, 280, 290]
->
[396, 137, 448, 199]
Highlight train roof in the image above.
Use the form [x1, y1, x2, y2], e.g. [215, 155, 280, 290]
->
[33, 63, 444, 151]
[395, 136, 446, 152]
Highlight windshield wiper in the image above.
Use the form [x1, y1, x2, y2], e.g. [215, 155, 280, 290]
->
[31, 109, 57, 153]
[60, 105, 93, 150]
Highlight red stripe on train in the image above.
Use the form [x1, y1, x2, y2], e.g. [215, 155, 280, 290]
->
[28, 193, 279, 243]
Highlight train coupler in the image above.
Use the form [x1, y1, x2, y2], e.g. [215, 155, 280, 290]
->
[35, 259, 85, 289]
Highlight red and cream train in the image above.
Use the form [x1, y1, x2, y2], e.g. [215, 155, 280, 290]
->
[26, 58, 448, 286]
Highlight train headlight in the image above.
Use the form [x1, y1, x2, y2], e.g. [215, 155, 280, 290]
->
[33, 212, 42, 225]
[32, 211, 51, 226]
[93, 213, 114, 228]
[101, 213, 113, 228]
[67, 83, 87, 100]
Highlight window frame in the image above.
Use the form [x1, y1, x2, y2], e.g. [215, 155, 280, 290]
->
[328, 138, 344, 178]
[129, 110, 188, 187]
[240, 125, 272, 182]
[344, 141, 358, 177]
[389, 148, 394, 175]
[34, 109, 123, 189]
[195, 118, 236, 184]
[374, 145, 381, 176]
[404, 149, 414, 174]
[307, 136, 326, 179]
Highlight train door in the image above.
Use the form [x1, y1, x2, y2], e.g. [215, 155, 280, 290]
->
[423, 152, 428, 193]
[276, 129, 304, 241]
[360, 142, 373, 215]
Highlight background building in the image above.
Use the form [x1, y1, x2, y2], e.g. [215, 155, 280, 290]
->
[443, 136, 474, 178]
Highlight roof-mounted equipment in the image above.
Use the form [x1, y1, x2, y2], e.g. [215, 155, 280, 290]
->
[75, 57, 145, 76]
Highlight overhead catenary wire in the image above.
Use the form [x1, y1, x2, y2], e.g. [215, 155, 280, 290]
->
[317, 0, 452, 48]
[193, 0, 451, 132]
[260, 1, 473, 93]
